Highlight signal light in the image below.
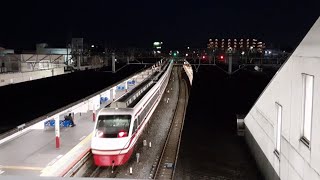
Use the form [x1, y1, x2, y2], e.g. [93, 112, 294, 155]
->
[202, 56, 206, 59]
[220, 55, 224, 60]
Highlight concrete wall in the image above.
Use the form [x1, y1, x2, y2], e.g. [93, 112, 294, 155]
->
[244, 17, 320, 180]
[245, 126, 280, 180]
[0, 67, 65, 87]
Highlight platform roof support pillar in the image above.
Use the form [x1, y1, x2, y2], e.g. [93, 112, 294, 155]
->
[125, 81, 128, 92]
[112, 87, 116, 101]
[54, 115, 60, 149]
[92, 105, 96, 122]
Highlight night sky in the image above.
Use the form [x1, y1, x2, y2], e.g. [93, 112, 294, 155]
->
[0, 0, 319, 50]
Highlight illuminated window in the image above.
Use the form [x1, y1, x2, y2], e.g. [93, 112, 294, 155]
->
[275, 103, 282, 155]
[301, 74, 314, 146]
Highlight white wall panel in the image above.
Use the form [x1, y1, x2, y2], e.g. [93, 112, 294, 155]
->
[0, 67, 65, 87]
[244, 17, 320, 180]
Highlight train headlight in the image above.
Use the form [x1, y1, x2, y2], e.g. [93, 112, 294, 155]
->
[118, 131, 128, 138]
[96, 130, 104, 138]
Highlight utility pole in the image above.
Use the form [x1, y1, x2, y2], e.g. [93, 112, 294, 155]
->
[112, 53, 116, 73]
[228, 53, 233, 75]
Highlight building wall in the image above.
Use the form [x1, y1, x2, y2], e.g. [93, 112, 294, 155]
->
[245, 126, 280, 180]
[20, 54, 65, 72]
[0, 54, 66, 73]
[244, 17, 320, 180]
[0, 67, 64, 87]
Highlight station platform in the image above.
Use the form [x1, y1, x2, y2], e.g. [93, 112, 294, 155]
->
[0, 81, 141, 177]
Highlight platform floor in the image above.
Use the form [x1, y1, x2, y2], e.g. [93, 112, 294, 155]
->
[0, 82, 141, 176]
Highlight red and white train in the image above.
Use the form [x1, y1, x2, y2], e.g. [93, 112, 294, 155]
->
[91, 60, 173, 166]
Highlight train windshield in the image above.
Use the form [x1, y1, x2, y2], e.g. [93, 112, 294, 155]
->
[96, 115, 131, 138]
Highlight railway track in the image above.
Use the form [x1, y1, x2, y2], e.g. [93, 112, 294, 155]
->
[153, 68, 189, 180]
[75, 157, 120, 178]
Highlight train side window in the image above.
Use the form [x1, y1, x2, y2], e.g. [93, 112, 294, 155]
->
[133, 119, 138, 133]
[137, 116, 141, 126]
[136, 119, 139, 130]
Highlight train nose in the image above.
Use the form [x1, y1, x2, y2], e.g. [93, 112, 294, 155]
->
[93, 154, 127, 166]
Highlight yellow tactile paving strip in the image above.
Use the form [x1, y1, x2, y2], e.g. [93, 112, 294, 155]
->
[40, 133, 92, 176]
[0, 166, 43, 171]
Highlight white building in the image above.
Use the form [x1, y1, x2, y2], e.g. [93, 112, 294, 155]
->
[244, 17, 320, 180]
[0, 54, 65, 72]
[0, 54, 65, 86]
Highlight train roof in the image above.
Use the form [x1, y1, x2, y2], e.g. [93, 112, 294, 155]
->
[117, 78, 152, 103]
[116, 61, 169, 104]
[110, 64, 166, 109]
[98, 107, 134, 115]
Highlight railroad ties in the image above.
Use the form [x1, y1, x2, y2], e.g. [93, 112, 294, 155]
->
[154, 68, 188, 180]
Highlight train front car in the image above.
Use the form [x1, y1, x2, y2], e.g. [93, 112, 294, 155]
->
[91, 60, 173, 167]
[91, 108, 134, 166]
